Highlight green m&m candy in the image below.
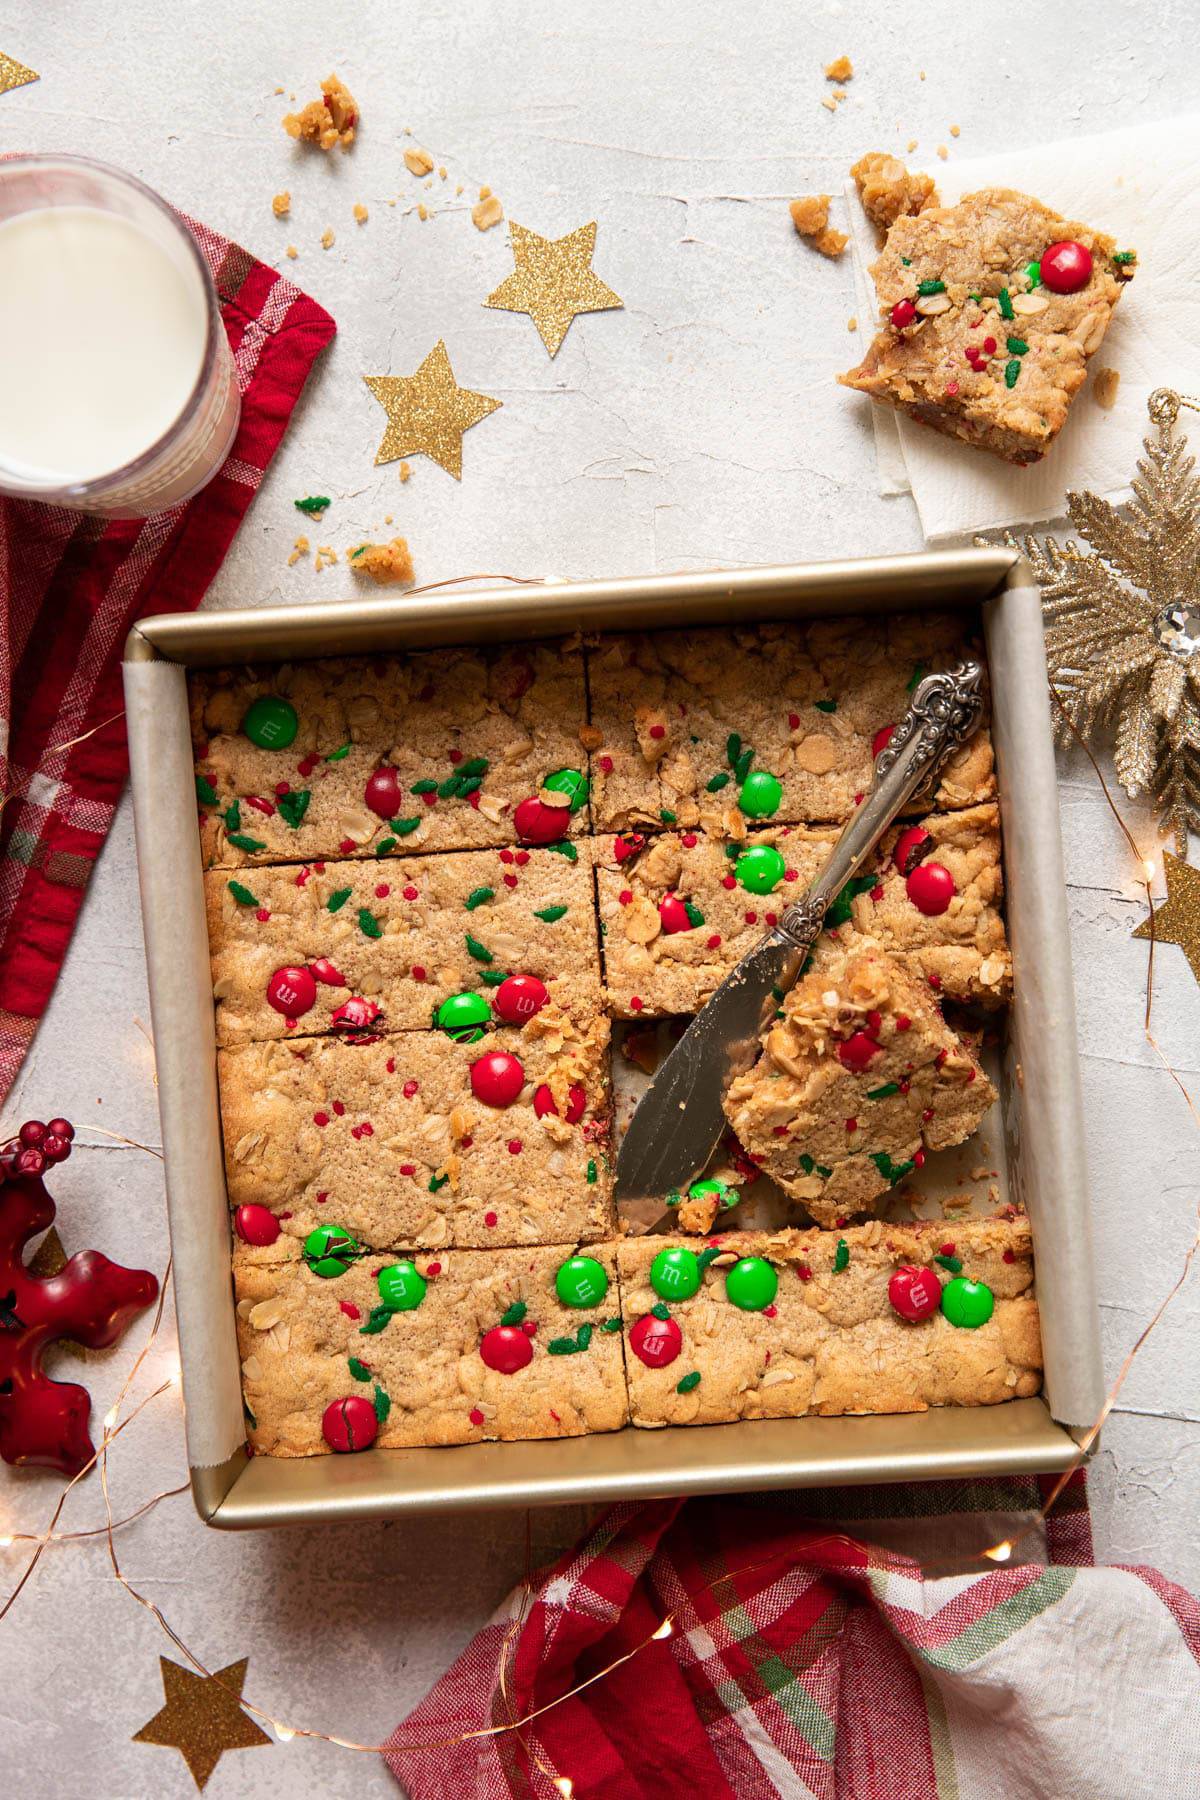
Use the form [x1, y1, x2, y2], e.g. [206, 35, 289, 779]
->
[650, 1246, 702, 1301]
[435, 990, 492, 1043]
[940, 1275, 994, 1329]
[303, 1224, 359, 1278]
[377, 1260, 427, 1311]
[738, 770, 783, 819]
[543, 767, 589, 813]
[735, 844, 786, 895]
[689, 1177, 740, 1212]
[725, 1256, 778, 1312]
[242, 695, 299, 750]
[555, 1255, 609, 1309]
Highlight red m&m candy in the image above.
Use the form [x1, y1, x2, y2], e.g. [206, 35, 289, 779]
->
[479, 1324, 534, 1373]
[1040, 240, 1093, 294]
[266, 965, 317, 1017]
[514, 796, 567, 844]
[872, 724, 895, 759]
[494, 973, 549, 1023]
[888, 1265, 942, 1323]
[364, 766, 404, 818]
[893, 826, 933, 876]
[311, 957, 347, 987]
[470, 1051, 526, 1108]
[906, 862, 956, 916]
[322, 1395, 379, 1452]
[533, 1081, 586, 1124]
[234, 1204, 282, 1247]
[629, 1312, 683, 1368]
[658, 894, 692, 935]
[331, 996, 384, 1033]
[837, 1032, 881, 1072]
[891, 299, 918, 329]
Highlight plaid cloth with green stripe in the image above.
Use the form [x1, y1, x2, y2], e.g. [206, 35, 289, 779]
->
[385, 1475, 1200, 1798]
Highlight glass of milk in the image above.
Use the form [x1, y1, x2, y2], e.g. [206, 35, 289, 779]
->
[0, 156, 241, 516]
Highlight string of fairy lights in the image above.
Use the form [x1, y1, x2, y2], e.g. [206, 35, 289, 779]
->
[1, 626, 1198, 1781]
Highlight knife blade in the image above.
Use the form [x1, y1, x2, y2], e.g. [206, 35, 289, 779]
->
[614, 660, 985, 1205]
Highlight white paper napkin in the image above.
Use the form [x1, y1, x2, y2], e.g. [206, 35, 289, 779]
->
[843, 116, 1200, 542]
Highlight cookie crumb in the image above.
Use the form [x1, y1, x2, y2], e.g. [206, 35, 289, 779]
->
[404, 146, 435, 177]
[950, 124, 961, 137]
[282, 73, 358, 152]
[439, 165, 447, 179]
[1093, 366, 1121, 410]
[936, 144, 948, 160]
[472, 193, 504, 231]
[820, 95, 838, 113]
[456, 183, 464, 196]
[287, 535, 310, 566]
[314, 545, 338, 571]
[348, 536, 415, 585]
[321, 227, 335, 249]
[285, 245, 298, 259]
[851, 152, 938, 236]
[832, 88, 848, 102]
[906, 138, 918, 152]
[353, 202, 369, 224]
[824, 54, 854, 80]
[417, 203, 430, 222]
[272, 191, 290, 218]
[399, 461, 412, 483]
[789, 194, 848, 258]
[847, 315, 858, 331]
[919, 69, 926, 80]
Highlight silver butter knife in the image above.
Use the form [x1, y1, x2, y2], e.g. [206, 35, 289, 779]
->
[614, 659, 985, 1204]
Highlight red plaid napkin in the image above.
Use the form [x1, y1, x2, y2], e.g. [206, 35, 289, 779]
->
[384, 1477, 1200, 1799]
[0, 215, 335, 1100]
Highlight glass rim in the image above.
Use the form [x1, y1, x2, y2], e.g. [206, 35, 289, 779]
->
[0, 152, 225, 502]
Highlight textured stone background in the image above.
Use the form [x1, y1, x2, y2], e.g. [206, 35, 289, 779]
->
[3, 3, 1199, 1793]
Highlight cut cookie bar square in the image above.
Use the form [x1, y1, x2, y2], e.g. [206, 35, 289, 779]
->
[206, 844, 600, 1044]
[191, 643, 590, 868]
[618, 1215, 1040, 1428]
[234, 1239, 627, 1454]
[840, 186, 1135, 465]
[220, 1013, 613, 1251]
[723, 950, 996, 1226]
[586, 614, 993, 834]
[596, 802, 1010, 1018]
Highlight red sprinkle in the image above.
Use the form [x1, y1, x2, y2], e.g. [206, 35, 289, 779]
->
[870, 884, 884, 901]
[426, 1262, 442, 1276]
[422, 792, 438, 808]
[402, 1079, 419, 1098]
[412, 966, 427, 982]
[507, 1140, 522, 1155]
[681, 832, 697, 848]
[245, 796, 275, 815]
[896, 1014, 912, 1032]
[845, 1118, 858, 1133]
[515, 851, 530, 866]
[499, 849, 515, 864]
[315, 1191, 328, 1205]
[797, 1264, 812, 1282]
[448, 749, 463, 764]
[295, 867, 311, 887]
[765, 912, 778, 927]
[784, 870, 797, 883]
[945, 381, 959, 396]
[503, 872, 519, 888]
[313, 1111, 329, 1127]
[339, 1301, 362, 1321]
[649, 723, 666, 740]
[375, 883, 390, 899]
[484, 1210, 498, 1226]
[1002, 1249, 1016, 1265]
[274, 781, 291, 797]
[386, 1058, 396, 1074]
[722, 875, 736, 890]
[922, 1108, 934, 1122]
[339, 837, 356, 854]
[706, 934, 722, 949]
[773, 1125, 789, 1137]
[599, 754, 614, 773]
[403, 885, 419, 901]
[929, 974, 942, 990]
[967, 1067, 977, 1083]
[469, 1407, 485, 1427]
[399, 1163, 416, 1176]
[629, 996, 644, 1012]
[763, 1304, 778, 1318]
[332, 1100, 346, 1117]
[618, 888, 633, 905]
[255, 908, 270, 923]
[744, 911, 758, 924]
[787, 712, 800, 730]
[913, 1150, 926, 1168]
[984, 335, 997, 353]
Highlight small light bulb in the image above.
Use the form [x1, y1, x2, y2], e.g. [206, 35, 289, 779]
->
[983, 1539, 1013, 1563]
[651, 1616, 675, 1640]
[102, 1407, 118, 1431]
[0, 1534, 13, 1549]
[552, 1779, 574, 1798]
[274, 1724, 295, 1743]
[1143, 858, 1156, 881]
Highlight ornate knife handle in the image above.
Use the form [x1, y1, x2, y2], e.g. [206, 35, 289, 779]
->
[776, 659, 984, 956]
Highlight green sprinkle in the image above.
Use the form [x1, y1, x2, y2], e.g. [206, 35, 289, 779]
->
[601, 1317, 622, 1333]
[325, 743, 352, 762]
[227, 880, 258, 907]
[906, 663, 926, 693]
[676, 1371, 701, 1394]
[465, 932, 493, 963]
[659, 809, 677, 824]
[683, 901, 706, 928]
[437, 774, 463, 799]
[458, 756, 489, 777]
[706, 772, 731, 792]
[347, 1356, 372, 1381]
[545, 840, 578, 861]
[665, 1189, 682, 1208]
[358, 908, 383, 939]
[725, 733, 742, 768]
[696, 1246, 722, 1276]
[294, 495, 331, 514]
[500, 1300, 527, 1327]
[998, 287, 1014, 320]
[968, 292, 981, 302]
[870, 1149, 916, 1186]
[934, 1253, 962, 1274]
[223, 801, 241, 832]
[411, 778, 438, 795]
[814, 698, 838, 714]
[1025, 261, 1041, 288]
[651, 1303, 671, 1321]
[458, 776, 482, 796]
[391, 816, 421, 836]
[375, 838, 397, 857]
[350, 546, 367, 560]
[1004, 358, 1021, 389]
[798, 1154, 815, 1175]
[359, 1306, 393, 1336]
[480, 969, 508, 986]
[866, 1082, 900, 1099]
[465, 886, 494, 911]
[733, 748, 754, 784]
[227, 833, 266, 853]
[429, 1171, 450, 1192]
[547, 1335, 579, 1356]
[276, 789, 311, 829]
[373, 1384, 392, 1424]
[817, 1164, 833, 1179]
[901, 256, 912, 266]
[586, 1159, 597, 1184]
[577, 1324, 594, 1352]
[917, 279, 945, 296]
[534, 905, 568, 923]
[327, 887, 352, 912]
[833, 1239, 850, 1273]
[1113, 250, 1136, 265]
[196, 774, 218, 806]
[1006, 336, 1029, 356]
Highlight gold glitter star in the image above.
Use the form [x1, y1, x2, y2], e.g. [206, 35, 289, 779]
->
[364, 341, 501, 480]
[1133, 852, 1200, 985]
[0, 52, 37, 97]
[485, 221, 623, 357]
[133, 1657, 271, 1791]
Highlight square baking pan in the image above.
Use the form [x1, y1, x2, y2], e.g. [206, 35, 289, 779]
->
[123, 546, 1103, 1528]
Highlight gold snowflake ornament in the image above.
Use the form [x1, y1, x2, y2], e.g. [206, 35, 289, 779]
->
[1005, 389, 1200, 853]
